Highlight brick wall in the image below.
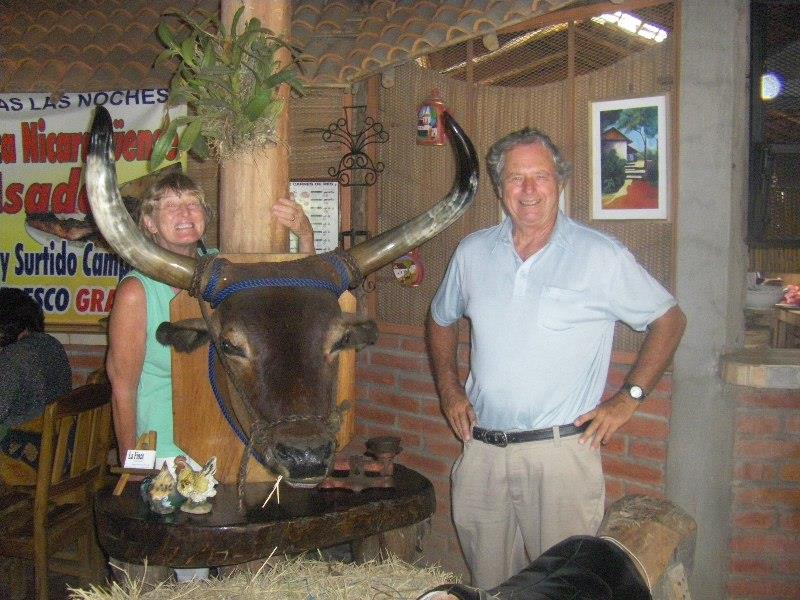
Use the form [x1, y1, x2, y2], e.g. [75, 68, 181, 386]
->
[61, 330, 680, 581]
[602, 354, 673, 502]
[64, 343, 106, 387]
[353, 328, 674, 578]
[727, 387, 800, 599]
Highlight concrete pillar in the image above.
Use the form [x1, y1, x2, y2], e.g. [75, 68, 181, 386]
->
[668, 1, 750, 598]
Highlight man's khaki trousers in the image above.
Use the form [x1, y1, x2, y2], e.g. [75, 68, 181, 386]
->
[451, 431, 605, 589]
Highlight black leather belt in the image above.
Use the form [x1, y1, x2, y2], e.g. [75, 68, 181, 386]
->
[473, 423, 588, 447]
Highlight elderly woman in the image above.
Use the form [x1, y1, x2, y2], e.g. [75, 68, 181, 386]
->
[107, 172, 314, 466]
[105, 172, 314, 583]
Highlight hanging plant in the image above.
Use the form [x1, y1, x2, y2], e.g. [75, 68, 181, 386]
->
[149, 6, 306, 169]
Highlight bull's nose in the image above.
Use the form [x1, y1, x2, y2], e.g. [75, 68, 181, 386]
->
[274, 440, 334, 480]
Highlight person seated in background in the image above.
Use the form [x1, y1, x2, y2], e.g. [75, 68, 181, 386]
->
[0, 287, 72, 486]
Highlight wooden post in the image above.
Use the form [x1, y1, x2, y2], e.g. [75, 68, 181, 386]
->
[219, 0, 291, 254]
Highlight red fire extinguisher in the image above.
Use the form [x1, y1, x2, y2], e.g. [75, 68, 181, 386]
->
[416, 89, 447, 146]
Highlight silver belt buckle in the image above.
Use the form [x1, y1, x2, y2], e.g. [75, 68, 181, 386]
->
[487, 430, 508, 447]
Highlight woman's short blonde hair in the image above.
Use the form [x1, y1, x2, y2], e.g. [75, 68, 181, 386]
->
[138, 172, 214, 241]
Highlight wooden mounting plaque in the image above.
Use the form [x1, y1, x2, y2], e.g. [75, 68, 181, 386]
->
[171, 253, 356, 484]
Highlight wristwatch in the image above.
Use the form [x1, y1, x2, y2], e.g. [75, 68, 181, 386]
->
[623, 383, 647, 401]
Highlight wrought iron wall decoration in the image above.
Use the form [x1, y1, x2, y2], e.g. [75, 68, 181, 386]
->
[322, 105, 388, 187]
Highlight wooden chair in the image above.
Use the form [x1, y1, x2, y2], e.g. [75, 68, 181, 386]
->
[0, 382, 113, 600]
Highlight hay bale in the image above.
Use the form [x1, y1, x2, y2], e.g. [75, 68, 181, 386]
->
[69, 554, 458, 600]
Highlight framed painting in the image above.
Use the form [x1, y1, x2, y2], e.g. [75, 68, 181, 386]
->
[590, 95, 669, 220]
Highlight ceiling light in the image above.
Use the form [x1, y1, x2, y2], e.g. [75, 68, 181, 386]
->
[761, 72, 783, 101]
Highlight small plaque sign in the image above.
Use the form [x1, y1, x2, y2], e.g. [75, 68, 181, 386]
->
[124, 449, 157, 470]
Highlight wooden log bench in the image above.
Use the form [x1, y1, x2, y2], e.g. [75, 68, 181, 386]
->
[597, 495, 696, 600]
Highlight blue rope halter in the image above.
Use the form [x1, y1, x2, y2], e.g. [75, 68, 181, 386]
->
[200, 253, 351, 465]
[201, 253, 351, 308]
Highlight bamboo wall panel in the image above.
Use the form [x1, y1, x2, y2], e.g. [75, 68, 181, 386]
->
[749, 247, 800, 274]
[572, 38, 675, 351]
[378, 65, 480, 327]
[289, 88, 349, 181]
[377, 31, 677, 355]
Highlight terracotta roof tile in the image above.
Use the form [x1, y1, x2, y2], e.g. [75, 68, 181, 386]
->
[292, 21, 315, 46]
[432, 5, 463, 25]
[81, 45, 109, 65]
[124, 61, 155, 81]
[83, 9, 108, 25]
[293, 4, 322, 24]
[420, 23, 450, 49]
[360, 17, 384, 35]
[38, 59, 69, 88]
[415, 7, 440, 22]
[401, 19, 430, 37]
[396, 34, 420, 53]
[94, 23, 124, 46]
[11, 58, 42, 89]
[22, 23, 50, 45]
[410, 40, 438, 56]
[61, 62, 96, 87]
[1, 0, 578, 93]
[379, 26, 404, 46]
[292, 0, 579, 84]
[344, 45, 368, 63]
[319, 3, 350, 25]
[338, 64, 361, 81]
[369, 0, 396, 16]
[35, 9, 59, 29]
[303, 37, 337, 59]
[455, 11, 491, 33]
[0, 0, 218, 93]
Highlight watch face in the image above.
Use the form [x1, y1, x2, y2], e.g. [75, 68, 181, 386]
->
[627, 384, 644, 400]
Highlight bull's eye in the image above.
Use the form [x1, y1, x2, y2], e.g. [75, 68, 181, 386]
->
[219, 339, 246, 358]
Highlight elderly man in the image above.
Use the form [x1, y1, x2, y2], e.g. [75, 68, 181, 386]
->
[426, 127, 686, 588]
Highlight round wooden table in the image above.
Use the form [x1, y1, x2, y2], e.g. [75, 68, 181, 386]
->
[94, 465, 435, 567]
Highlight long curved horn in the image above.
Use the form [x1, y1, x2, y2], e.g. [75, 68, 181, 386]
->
[347, 112, 478, 277]
[85, 106, 196, 290]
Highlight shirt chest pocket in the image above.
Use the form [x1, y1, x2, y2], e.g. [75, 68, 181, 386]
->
[537, 285, 606, 331]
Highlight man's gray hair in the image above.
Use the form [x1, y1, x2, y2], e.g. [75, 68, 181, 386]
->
[486, 128, 573, 197]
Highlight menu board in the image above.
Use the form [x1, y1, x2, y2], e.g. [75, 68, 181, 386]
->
[289, 180, 340, 254]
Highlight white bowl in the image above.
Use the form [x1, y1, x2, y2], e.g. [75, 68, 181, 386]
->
[745, 285, 785, 310]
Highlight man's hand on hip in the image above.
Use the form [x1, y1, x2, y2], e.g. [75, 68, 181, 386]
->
[441, 390, 476, 442]
[574, 393, 638, 449]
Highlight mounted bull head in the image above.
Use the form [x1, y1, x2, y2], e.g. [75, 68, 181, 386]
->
[86, 106, 478, 488]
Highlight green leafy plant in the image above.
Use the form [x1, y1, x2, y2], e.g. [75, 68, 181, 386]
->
[150, 6, 306, 169]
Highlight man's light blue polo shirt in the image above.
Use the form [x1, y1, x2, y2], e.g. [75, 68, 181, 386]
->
[430, 211, 676, 431]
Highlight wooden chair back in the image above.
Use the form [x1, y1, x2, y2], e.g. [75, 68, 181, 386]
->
[0, 382, 113, 600]
[37, 382, 113, 505]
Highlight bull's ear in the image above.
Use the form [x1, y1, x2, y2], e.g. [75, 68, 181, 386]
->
[335, 319, 379, 352]
[156, 319, 210, 353]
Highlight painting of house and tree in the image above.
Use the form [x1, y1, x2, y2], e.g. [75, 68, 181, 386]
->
[591, 95, 668, 220]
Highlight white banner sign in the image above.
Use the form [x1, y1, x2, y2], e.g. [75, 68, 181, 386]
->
[0, 90, 185, 326]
